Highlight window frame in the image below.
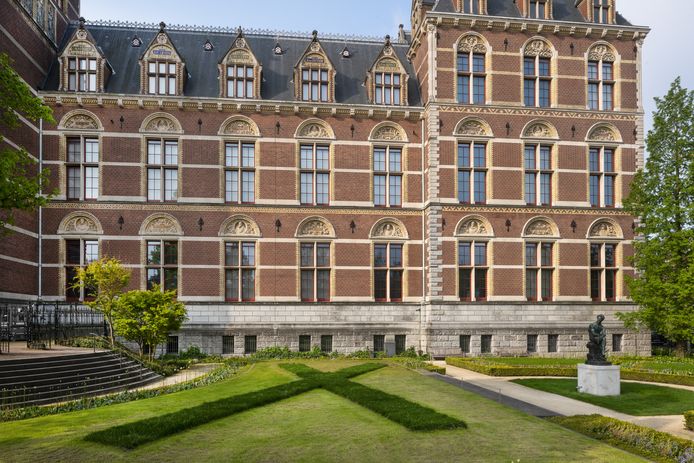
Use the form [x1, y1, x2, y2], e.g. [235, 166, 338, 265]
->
[460, 0, 482, 14]
[373, 145, 403, 208]
[456, 50, 486, 105]
[66, 136, 99, 201]
[525, 241, 554, 302]
[374, 71, 402, 106]
[458, 240, 488, 302]
[524, 55, 552, 108]
[67, 57, 98, 92]
[224, 140, 256, 204]
[588, 59, 615, 111]
[457, 141, 487, 205]
[64, 238, 99, 301]
[145, 239, 179, 292]
[524, 144, 553, 206]
[300, 242, 331, 302]
[300, 143, 330, 206]
[373, 242, 404, 302]
[226, 64, 255, 99]
[147, 60, 178, 95]
[224, 241, 256, 302]
[590, 242, 618, 302]
[593, 0, 611, 24]
[589, 146, 617, 208]
[301, 67, 330, 102]
[147, 138, 179, 202]
[528, 0, 548, 19]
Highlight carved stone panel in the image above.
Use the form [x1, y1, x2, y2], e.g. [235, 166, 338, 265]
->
[144, 117, 177, 133]
[526, 220, 554, 236]
[459, 219, 488, 236]
[63, 114, 99, 130]
[456, 120, 489, 137]
[589, 222, 618, 238]
[298, 123, 331, 139]
[458, 35, 487, 54]
[144, 217, 180, 235]
[298, 219, 332, 237]
[588, 45, 616, 62]
[372, 220, 405, 239]
[372, 125, 404, 141]
[523, 123, 553, 139]
[524, 40, 553, 58]
[222, 119, 257, 136]
[222, 217, 259, 237]
[62, 215, 99, 234]
[588, 126, 617, 142]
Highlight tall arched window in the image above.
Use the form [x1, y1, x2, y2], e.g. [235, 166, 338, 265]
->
[522, 121, 558, 207]
[587, 124, 622, 208]
[588, 44, 617, 111]
[523, 218, 559, 302]
[370, 219, 409, 302]
[523, 39, 553, 108]
[588, 220, 623, 302]
[370, 123, 408, 208]
[456, 35, 487, 105]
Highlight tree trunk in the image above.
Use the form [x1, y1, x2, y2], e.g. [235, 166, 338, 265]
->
[675, 341, 688, 358]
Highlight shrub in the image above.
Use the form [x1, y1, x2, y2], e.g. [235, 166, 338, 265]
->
[685, 410, 694, 431]
[549, 415, 694, 463]
[445, 358, 577, 377]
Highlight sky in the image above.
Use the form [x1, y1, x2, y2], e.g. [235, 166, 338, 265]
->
[82, 0, 694, 135]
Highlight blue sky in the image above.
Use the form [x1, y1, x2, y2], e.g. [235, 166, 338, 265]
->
[83, 1, 694, 135]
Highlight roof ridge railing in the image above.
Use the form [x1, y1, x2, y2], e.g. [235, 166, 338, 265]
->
[82, 19, 394, 43]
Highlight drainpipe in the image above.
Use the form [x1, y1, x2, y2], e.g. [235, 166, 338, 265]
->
[420, 116, 426, 354]
[38, 118, 43, 302]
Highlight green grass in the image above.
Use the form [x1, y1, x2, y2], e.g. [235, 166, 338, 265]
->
[514, 378, 694, 415]
[0, 360, 647, 462]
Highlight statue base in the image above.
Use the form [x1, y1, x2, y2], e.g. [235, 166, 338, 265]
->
[577, 364, 620, 396]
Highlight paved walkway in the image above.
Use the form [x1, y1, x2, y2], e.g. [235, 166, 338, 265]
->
[0, 342, 107, 361]
[431, 361, 694, 441]
[136, 363, 221, 391]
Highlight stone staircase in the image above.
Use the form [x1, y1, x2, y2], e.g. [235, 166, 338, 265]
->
[0, 351, 161, 408]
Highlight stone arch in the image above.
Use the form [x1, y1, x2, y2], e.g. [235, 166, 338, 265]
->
[522, 216, 560, 238]
[455, 215, 494, 237]
[139, 213, 183, 236]
[139, 112, 184, 135]
[455, 32, 490, 54]
[368, 122, 408, 143]
[587, 218, 623, 240]
[58, 109, 103, 131]
[294, 118, 335, 140]
[369, 218, 409, 240]
[58, 211, 103, 235]
[218, 115, 260, 137]
[219, 215, 261, 237]
[522, 36, 555, 58]
[587, 42, 618, 63]
[295, 216, 336, 239]
[521, 119, 559, 140]
[454, 117, 493, 137]
[586, 123, 622, 143]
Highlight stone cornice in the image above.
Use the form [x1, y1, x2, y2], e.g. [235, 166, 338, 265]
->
[408, 13, 650, 59]
[39, 92, 424, 121]
[434, 103, 643, 122]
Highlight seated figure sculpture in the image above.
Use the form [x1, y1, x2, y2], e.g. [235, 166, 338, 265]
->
[586, 314, 611, 365]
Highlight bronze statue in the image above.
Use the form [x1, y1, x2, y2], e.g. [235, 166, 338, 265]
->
[586, 314, 611, 365]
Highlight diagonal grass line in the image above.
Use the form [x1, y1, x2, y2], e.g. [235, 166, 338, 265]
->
[84, 379, 319, 449]
[85, 362, 465, 449]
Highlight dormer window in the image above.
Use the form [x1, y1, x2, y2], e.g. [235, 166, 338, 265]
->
[140, 23, 185, 96]
[148, 62, 177, 95]
[367, 37, 409, 106]
[529, 0, 548, 19]
[219, 29, 260, 99]
[593, 0, 611, 24]
[460, 0, 483, 14]
[295, 31, 335, 103]
[67, 58, 97, 92]
[59, 20, 109, 93]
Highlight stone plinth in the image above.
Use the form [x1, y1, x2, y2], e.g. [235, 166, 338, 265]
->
[577, 364, 621, 396]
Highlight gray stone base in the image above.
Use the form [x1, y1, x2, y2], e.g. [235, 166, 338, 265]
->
[578, 364, 621, 396]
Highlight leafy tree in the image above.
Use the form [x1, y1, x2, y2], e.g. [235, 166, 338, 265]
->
[0, 53, 55, 231]
[72, 258, 131, 347]
[114, 286, 187, 360]
[619, 78, 694, 355]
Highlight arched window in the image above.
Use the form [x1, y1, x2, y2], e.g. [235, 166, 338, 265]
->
[368, 37, 409, 106]
[370, 123, 408, 208]
[220, 215, 261, 302]
[523, 218, 559, 302]
[587, 124, 622, 208]
[456, 35, 487, 105]
[219, 28, 261, 99]
[139, 23, 185, 96]
[58, 110, 103, 201]
[295, 31, 335, 103]
[522, 121, 558, 207]
[454, 118, 492, 205]
[58, 212, 103, 301]
[296, 217, 336, 302]
[140, 113, 183, 203]
[456, 216, 494, 301]
[295, 119, 335, 206]
[219, 116, 260, 204]
[588, 44, 617, 111]
[140, 213, 183, 292]
[523, 39, 553, 108]
[370, 219, 409, 302]
[588, 219, 623, 301]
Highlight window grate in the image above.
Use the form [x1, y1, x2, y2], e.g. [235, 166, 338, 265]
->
[548, 334, 559, 353]
[612, 334, 623, 352]
[320, 335, 333, 353]
[460, 335, 471, 353]
[481, 335, 492, 354]
[395, 335, 406, 355]
[222, 335, 234, 354]
[299, 335, 311, 352]
[373, 335, 385, 353]
[244, 335, 257, 354]
[166, 335, 179, 355]
[527, 334, 538, 353]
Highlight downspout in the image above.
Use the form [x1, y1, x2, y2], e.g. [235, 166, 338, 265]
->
[38, 118, 43, 302]
[420, 116, 426, 354]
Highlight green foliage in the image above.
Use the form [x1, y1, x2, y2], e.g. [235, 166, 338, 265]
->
[114, 286, 187, 359]
[514, 378, 694, 416]
[85, 363, 465, 449]
[0, 362, 244, 423]
[72, 257, 131, 347]
[685, 410, 694, 431]
[445, 357, 578, 377]
[620, 78, 694, 352]
[0, 53, 55, 230]
[549, 415, 694, 463]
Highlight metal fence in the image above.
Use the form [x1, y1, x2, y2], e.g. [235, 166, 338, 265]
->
[0, 303, 106, 353]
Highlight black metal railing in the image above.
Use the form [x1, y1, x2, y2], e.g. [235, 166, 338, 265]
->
[24, 303, 106, 349]
[0, 304, 28, 354]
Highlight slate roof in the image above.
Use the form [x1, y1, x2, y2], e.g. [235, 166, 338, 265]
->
[430, 0, 633, 25]
[43, 25, 422, 106]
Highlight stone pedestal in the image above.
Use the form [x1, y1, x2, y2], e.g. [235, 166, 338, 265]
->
[577, 364, 621, 396]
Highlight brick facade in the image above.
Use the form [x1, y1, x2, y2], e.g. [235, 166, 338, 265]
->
[0, 0, 651, 357]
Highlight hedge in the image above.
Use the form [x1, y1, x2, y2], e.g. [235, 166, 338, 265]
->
[445, 357, 694, 386]
[548, 415, 694, 463]
[686, 410, 694, 431]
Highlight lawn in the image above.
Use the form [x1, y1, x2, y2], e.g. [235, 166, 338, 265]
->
[513, 378, 694, 415]
[0, 360, 647, 462]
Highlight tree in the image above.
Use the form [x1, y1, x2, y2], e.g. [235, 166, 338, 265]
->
[619, 78, 694, 355]
[114, 287, 187, 360]
[72, 258, 131, 347]
[0, 53, 55, 231]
